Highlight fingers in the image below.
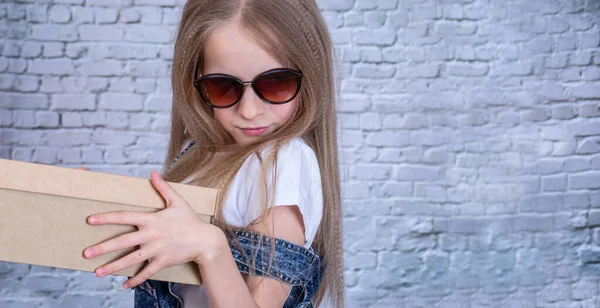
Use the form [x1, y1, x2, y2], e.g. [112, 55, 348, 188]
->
[123, 258, 166, 289]
[150, 170, 184, 208]
[76, 166, 88, 171]
[94, 246, 154, 279]
[84, 231, 148, 259]
[88, 211, 153, 227]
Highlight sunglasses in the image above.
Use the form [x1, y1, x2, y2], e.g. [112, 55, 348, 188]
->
[193, 68, 303, 108]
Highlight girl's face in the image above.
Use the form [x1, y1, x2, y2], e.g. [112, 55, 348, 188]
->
[201, 21, 298, 146]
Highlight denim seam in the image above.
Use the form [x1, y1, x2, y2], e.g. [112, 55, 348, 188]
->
[230, 245, 312, 283]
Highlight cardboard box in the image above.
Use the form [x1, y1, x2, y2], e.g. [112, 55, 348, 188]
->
[0, 158, 217, 285]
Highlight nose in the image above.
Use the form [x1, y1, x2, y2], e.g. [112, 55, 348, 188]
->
[237, 84, 265, 120]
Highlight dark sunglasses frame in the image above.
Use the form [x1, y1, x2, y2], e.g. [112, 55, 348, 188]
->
[193, 68, 303, 109]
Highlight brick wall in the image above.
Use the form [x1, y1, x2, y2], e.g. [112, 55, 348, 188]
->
[1, 0, 599, 307]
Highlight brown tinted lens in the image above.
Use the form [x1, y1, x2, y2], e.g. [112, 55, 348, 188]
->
[199, 77, 242, 107]
[254, 71, 299, 103]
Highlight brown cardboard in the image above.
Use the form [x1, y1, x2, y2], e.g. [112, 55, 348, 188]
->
[0, 158, 217, 285]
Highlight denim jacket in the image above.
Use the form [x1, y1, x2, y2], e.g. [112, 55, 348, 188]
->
[133, 140, 325, 307]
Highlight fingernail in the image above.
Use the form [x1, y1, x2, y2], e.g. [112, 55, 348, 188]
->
[85, 249, 94, 258]
[88, 216, 97, 224]
[97, 268, 106, 276]
[123, 282, 130, 289]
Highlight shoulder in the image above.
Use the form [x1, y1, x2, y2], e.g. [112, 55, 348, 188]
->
[275, 138, 320, 172]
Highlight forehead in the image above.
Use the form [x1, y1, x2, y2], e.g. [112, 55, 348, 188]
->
[202, 21, 284, 80]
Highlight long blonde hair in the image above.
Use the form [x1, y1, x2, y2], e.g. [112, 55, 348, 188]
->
[161, 0, 343, 306]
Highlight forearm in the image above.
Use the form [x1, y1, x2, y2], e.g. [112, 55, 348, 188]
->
[195, 233, 260, 308]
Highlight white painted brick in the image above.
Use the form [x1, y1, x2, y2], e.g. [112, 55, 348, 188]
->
[120, 8, 142, 23]
[35, 111, 59, 127]
[71, 7, 95, 23]
[31, 24, 78, 41]
[42, 42, 64, 58]
[28, 59, 75, 75]
[8, 58, 27, 74]
[77, 61, 123, 77]
[95, 8, 119, 24]
[99, 93, 144, 111]
[2, 2, 600, 307]
[13, 75, 39, 92]
[126, 25, 173, 43]
[51, 94, 95, 110]
[12, 110, 35, 128]
[21, 42, 43, 58]
[49, 6, 71, 23]
[78, 25, 125, 41]
[61, 112, 83, 127]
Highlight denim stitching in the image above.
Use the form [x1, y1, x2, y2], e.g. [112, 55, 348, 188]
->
[227, 231, 319, 286]
[167, 140, 196, 171]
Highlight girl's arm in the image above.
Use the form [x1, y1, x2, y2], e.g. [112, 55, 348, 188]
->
[196, 205, 305, 308]
[83, 171, 305, 308]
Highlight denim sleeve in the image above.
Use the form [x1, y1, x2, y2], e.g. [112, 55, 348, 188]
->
[226, 230, 323, 287]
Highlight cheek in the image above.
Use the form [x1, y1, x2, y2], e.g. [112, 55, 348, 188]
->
[272, 99, 297, 123]
[213, 109, 233, 128]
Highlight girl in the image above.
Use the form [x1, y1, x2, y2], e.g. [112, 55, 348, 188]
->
[80, 0, 344, 307]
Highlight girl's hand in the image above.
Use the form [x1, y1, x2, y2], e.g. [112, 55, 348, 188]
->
[83, 170, 226, 289]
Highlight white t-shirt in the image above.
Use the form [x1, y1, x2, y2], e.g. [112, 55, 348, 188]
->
[173, 137, 324, 307]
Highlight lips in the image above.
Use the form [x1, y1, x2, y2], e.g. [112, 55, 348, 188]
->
[241, 126, 269, 136]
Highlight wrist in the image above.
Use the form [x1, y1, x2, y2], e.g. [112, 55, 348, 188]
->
[194, 225, 229, 266]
